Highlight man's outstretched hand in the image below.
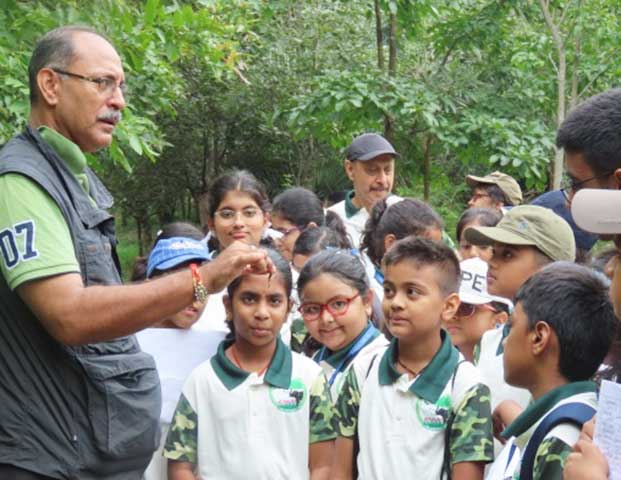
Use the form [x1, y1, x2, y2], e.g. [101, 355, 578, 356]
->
[201, 241, 275, 293]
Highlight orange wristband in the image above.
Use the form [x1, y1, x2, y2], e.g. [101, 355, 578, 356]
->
[190, 263, 208, 303]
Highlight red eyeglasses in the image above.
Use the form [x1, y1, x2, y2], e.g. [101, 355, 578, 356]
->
[298, 293, 361, 321]
[456, 302, 498, 318]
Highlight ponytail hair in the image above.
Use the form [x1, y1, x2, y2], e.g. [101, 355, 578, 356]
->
[360, 197, 443, 268]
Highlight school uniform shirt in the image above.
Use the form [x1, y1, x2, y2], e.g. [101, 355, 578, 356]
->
[313, 322, 389, 398]
[501, 382, 597, 480]
[475, 326, 532, 412]
[336, 332, 494, 479]
[327, 191, 371, 249]
[163, 338, 337, 479]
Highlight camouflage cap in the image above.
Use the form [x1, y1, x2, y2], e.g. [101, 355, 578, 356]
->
[466, 171, 523, 205]
[463, 205, 576, 262]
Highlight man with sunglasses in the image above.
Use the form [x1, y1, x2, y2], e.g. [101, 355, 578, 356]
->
[0, 27, 272, 479]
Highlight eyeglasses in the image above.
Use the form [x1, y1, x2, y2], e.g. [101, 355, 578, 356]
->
[52, 68, 128, 97]
[560, 171, 614, 201]
[456, 302, 498, 318]
[214, 208, 262, 221]
[273, 225, 301, 237]
[298, 293, 360, 321]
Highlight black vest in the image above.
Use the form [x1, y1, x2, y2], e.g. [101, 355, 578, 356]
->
[0, 128, 160, 479]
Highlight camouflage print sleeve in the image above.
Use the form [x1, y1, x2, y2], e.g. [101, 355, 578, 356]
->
[335, 367, 361, 439]
[309, 373, 338, 444]
[163, 393, 199, 464]
[450, 383, 494, 464]
[532, 436, 572, 480]
[290, 318, 308, 354]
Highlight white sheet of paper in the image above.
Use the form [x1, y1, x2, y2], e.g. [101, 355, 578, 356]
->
[137, 328, 225, 423]
[485, 436, 520, 480]
[594, 380, 621, 480]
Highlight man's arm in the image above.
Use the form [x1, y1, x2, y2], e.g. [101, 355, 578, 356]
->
[17, 241, 272, 345]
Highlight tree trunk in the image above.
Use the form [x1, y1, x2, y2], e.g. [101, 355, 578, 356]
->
[374, 0, 384, 71]
[553, 47, 566, 190]
[383, 12, 397, 142]
[423, 135, 433, 201]
[539, 0, 567, 189]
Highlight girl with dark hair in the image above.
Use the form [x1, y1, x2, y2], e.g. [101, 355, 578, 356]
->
[199, 171, 273, 333]
[289, 227, 353, 356]
[164, 248, 337, 479]
[360, 197, 444, 269]
[291, 226, 352, 273]
[456, 208, 501, 262]
[271, 187, 349, 261]
[297, 250, 388, 397]
[204, 170, 270, 253]
[359, 197, 444, 308]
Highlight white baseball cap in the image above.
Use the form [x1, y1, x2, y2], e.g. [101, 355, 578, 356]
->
[459, 257, 513, 309]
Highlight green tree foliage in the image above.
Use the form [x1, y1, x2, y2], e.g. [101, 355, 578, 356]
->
[3, 0, 621, 253]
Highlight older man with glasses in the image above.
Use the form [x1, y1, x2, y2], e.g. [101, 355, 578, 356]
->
[0, 26, 272, 479]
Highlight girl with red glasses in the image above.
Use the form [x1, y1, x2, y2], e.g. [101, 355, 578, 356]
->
[297, 250, 388, 397]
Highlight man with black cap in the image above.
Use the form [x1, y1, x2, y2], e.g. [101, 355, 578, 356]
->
[328, 132, 399, 247]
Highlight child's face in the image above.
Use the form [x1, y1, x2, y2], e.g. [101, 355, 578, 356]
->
[292, 253, 310, 273]
[487, 244, 543, 299]
[158, 300, 207, 329]
[271, 213, 301, 262]
[383, 260, 459, 341]
[502, 302, 533, 388]
[224, 272, 291, 347]
[459, 220, 493, 262]
[443, 302, 500, 352]
[208, 191, 267, 249]
[299, 273, 371, 352]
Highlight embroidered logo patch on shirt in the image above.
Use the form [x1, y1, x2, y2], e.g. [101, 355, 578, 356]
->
[415, 394, 452, 431]
[269, 377, 307, 412]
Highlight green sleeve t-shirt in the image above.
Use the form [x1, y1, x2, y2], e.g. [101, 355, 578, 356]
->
[0, 173, 79, 290]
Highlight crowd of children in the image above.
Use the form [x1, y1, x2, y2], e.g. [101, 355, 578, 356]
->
[132, 159, 619, 480]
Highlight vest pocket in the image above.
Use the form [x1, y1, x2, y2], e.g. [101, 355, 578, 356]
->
[76, 351, 161, 459]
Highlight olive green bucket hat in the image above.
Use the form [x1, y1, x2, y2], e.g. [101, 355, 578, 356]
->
[463, 205, 576, 262]
[466, 171, 523, 205]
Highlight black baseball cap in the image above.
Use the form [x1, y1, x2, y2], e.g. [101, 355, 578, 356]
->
[346, 133, 399, 161]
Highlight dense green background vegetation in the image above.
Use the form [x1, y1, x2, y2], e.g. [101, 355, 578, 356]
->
[2, 0, 621, 262]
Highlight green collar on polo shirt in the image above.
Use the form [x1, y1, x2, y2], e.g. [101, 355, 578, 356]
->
[315, 322, 379, 368]
[211, 337, 292, 391]
[501, 381, 596, 439]
[378, 330, 459, 404]
[344, 190, 362, 218]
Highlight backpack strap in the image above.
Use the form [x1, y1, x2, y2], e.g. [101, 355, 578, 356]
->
[440, 360, 467, 480]
[519, 402, 596, 480]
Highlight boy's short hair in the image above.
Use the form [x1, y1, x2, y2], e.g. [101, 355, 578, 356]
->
[515, 262, 618, 382]
[557, 88, 621, 174]
[463, 205, 576, 262]
[382, 236, 460, 295]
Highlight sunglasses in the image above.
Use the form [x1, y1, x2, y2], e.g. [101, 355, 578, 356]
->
[456, 302, 498, 318]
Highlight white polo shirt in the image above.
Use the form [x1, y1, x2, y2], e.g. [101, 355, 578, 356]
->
[327, 191, 370, 249]
[313, 323, 388, 399]
[475, 326, 532, 412]
[499, 382, 597, 480]
[336, 332, 494, 478]
[163, 338, 337, 479]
